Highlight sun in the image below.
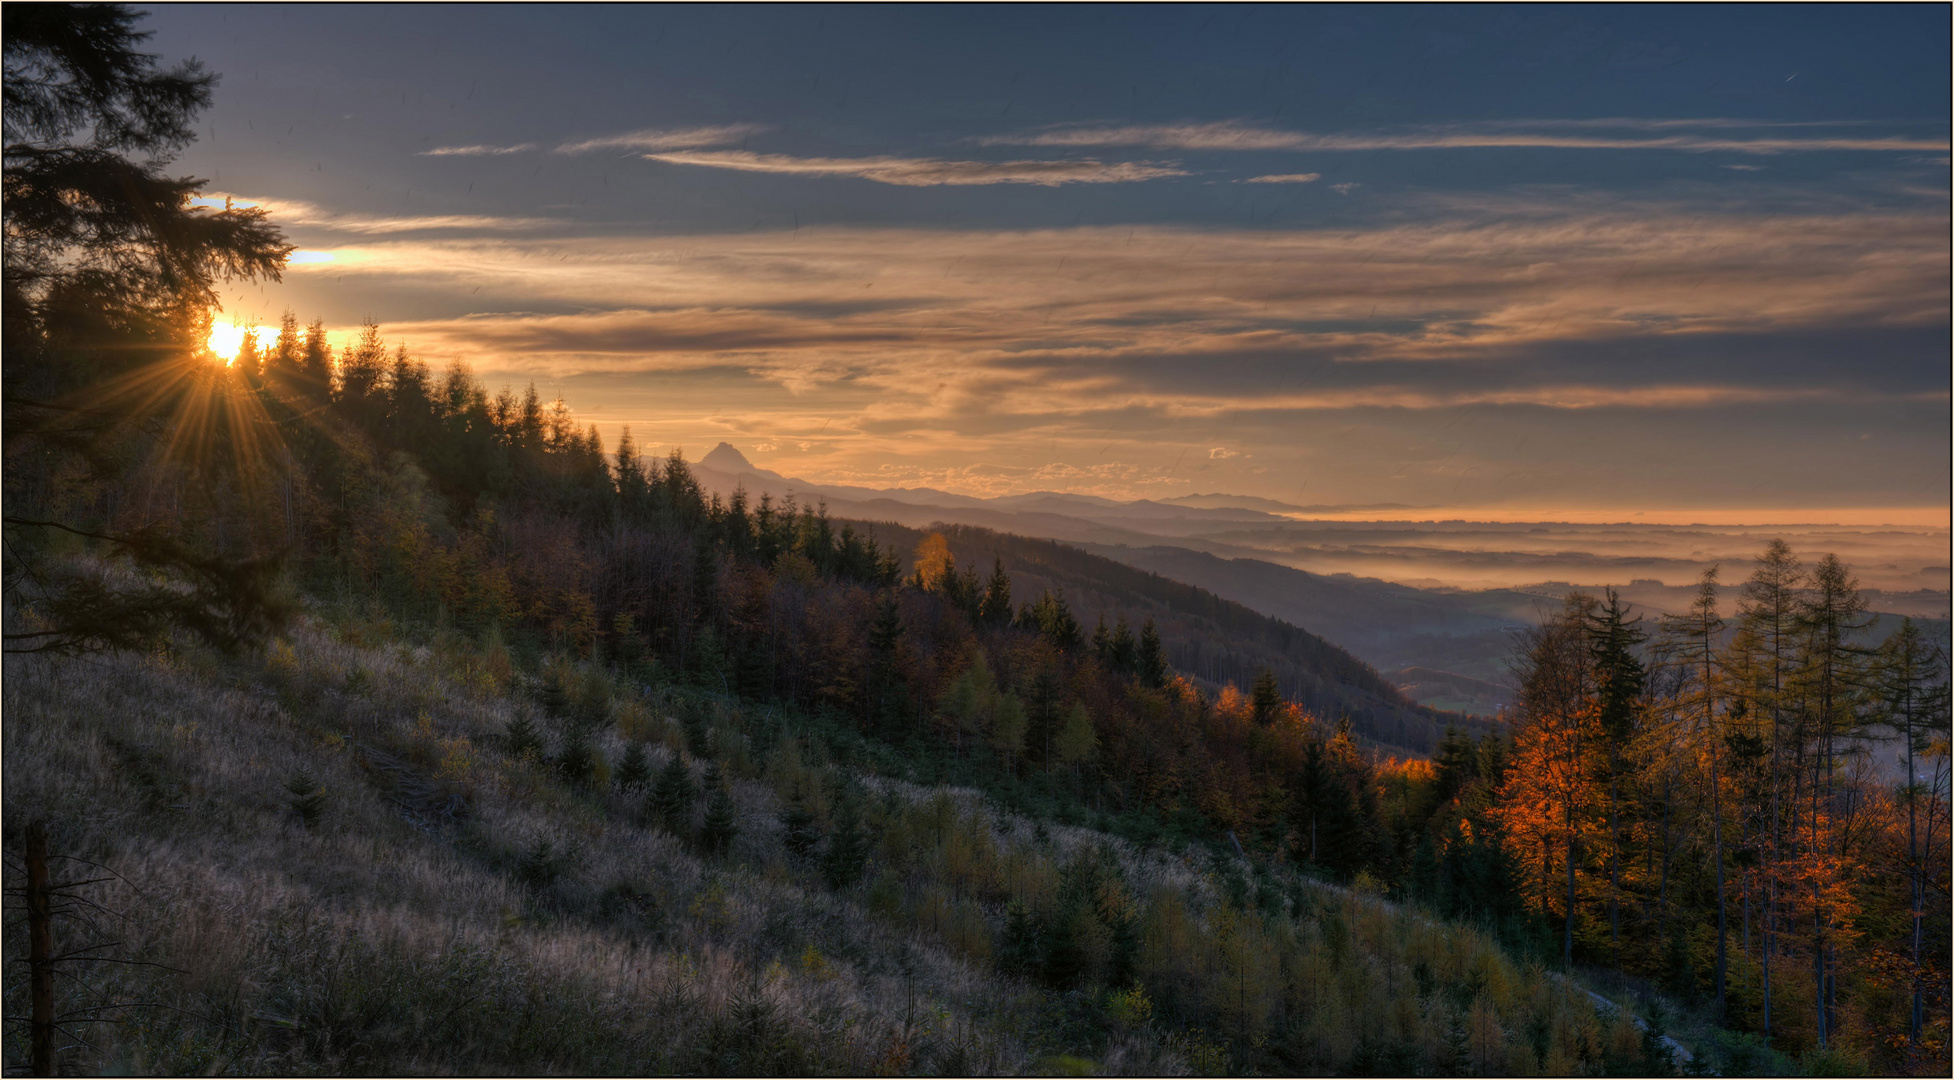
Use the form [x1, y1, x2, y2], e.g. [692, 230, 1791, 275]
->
[205, 322, 265, 364]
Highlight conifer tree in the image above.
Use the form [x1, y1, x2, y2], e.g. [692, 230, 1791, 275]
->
[1874, 617, 1951, 1042]
[821, 789, 871, 889]
[1587, 588, 1646, 964]
[865, 590, 907, 740]
[779, 781, 825, 862]
[1658, 566, 1731, 1020]
[1138, 618, 1168, 689]
[978, 558, 1013, 628]
[505, 712, 543, 761]
[651, 754, 696, 835]
[1737, 539, 1801, 1034]
[615, 740, 651, 793]
[1109, 616, 1137, 674]
[699, 761, 739, 854]
[1250, 668, 1284, 726]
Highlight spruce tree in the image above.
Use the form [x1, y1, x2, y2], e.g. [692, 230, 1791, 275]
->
[978, 558, 1013, 628]
[820, 792, 871, 889]
[615, 740, 651, 793]
[505, 712, 543, 760]
[1138, 618, 1168, 689]
[1109, 616, 1137, 674]
[651, 754, 696, 835]
[779, 783, 825, 862]
[1250, 668, 1284, 726]
[1587, 588, 1646, 966]
[865, 591, 907, 740]
[699, 761, 739, 854]
[3, 3, 291, 657]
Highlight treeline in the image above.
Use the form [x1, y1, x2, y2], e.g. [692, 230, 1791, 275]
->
[16, 310, 1952, 1066]
[141, 320, 1453, 861]
[1481, 565, 1950, 1065]
[4, 7, 1948, 1066]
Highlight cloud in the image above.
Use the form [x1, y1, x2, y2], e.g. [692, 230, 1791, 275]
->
[1243, 173, 1321, 184]
[643, 150, 1188, 186]
[1721, 164, 1765, 171]
[1208, 447, 1242, 459]
[1332, 183, 1360, 194]
[306, 203, 1948, 417]
[201, 192, 551, 235]
[983, 119, 1950, 156]
[554, 123, 770, 155]
[418, 143, 536, 156]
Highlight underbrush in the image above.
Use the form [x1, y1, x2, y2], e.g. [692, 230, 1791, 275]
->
[2, 605, 1733, 1075]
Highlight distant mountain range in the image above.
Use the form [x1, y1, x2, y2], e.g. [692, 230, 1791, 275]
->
[687, 444, 1948, 717]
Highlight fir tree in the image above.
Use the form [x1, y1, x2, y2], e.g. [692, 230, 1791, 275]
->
[505, 712, 543, 760]
[865, 590, 908, 740]
[1109, 616, 1137, 674]
[699, 761, 739, 854]
[978, 558, 1014, 628]
[651, 754, 696, 835]
[1138, 618, 1168, 689]
[779, 782, 825, 862]
[1250, 668, 1284, 726]
[821, 791, 871, 889]
[615, 740, 651, 793]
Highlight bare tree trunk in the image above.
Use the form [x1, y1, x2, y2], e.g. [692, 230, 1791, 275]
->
[27, 820, 56, 1077]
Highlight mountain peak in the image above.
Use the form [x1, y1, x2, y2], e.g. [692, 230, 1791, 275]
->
[700, 442, 753, 472]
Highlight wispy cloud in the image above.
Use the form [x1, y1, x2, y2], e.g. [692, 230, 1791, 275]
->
[1243, 173, 1320, 184]
[201, 193, 550, 235]
[643, 150, 1188, 186]
[418, 143, 536, 156]
[555, 123, 770, 155]
[985, 119, 1950, 155]
[269, 204, 1944, 507]
[308, 204, 1948, 395]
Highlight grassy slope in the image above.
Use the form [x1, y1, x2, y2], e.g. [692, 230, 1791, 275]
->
[2, 606, 1744, 1076]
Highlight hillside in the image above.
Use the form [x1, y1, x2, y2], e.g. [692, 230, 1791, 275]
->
[856, 522, 1487, 754]
[1, 615, 1721, 1076]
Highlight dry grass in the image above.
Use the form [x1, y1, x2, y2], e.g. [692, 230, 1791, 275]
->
[2, 610, 1678, 1075]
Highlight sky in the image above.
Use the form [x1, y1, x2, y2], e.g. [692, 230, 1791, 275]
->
[147, 4, 1950, 522]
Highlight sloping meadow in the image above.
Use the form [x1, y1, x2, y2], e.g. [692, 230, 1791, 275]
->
[2, 609, 1679, 1076]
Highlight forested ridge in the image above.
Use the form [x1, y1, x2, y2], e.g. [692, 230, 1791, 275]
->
[3, 6, 1948, 1075]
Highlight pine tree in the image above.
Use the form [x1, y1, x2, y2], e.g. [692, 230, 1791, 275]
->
[1000, 898, 1043, 975]
[1587, 588, 1646, 966]
[1737, 539, 1800, 1034]
[1660, 565, 1730, 1021]
[505, 712, 543, 760]
[651, 754, 696, 835]
[699, 761, 739, 854]
[821, 790, 871, 889]
[1138, 618, 1168, 689]
[779, 782, 825, 862]
[539, 662, 573, 721]
[865, 590, 907, 740]
[555, 727, 602, 788]
[1874, 617, 1951, 1042]
[1250, 668, 1284, 726]
[978, 558, 1013, 628]
[615, 740, 651, 793]
[1109, 616, 1137, 674]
